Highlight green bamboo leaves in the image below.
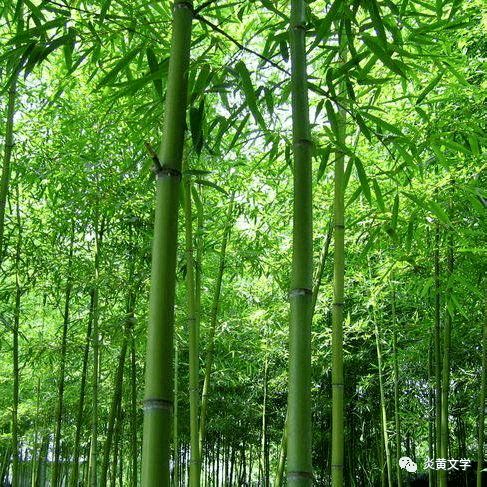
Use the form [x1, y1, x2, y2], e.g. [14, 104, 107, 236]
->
[234, 61, 267, 132]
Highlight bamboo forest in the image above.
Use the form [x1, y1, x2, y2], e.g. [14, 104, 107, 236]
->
[0, 0, 486, 485]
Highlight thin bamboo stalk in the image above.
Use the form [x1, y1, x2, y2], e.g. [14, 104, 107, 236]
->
[331, 22, 347, 487]
[183, 167, 201, 487]
[52, 222, 75, 487]
[199, 194, 235, 453]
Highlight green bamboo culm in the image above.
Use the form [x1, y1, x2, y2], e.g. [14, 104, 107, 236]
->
[0, 70, 17, 265]
[287, 0, 313, 484]
[477, 300, 487, 487]
[439, 225, 453, 487]
[199, 193, 235, 455]
[51, 222, 75, 487]
[69, 290, 94, 487]
[391, 279, 403, 487]
[173, 338, 179, 487]
[11, 186, 22, 487]
[88, 214, 103, 487]
[434, 219, 442, 486]
[0, 4, 23, 265]
[140, 1, 193, 485]
[275, 221, 332, 487]
[331, 21, 347, 487]
[183, 166, 201, 487]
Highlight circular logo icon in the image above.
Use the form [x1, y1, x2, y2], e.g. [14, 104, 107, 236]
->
[399, 456, 417, 473]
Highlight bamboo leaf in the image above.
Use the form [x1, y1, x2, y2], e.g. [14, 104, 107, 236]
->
[189, 98, 205, 155]
[361, 34, 408, 78]
[363, 0, 387, 44]
[194, 179, 228, 195]
[401, 192, 450, 224]
[416, 70, 444, 104]
[355, 158, 372, 203]
[325, 100, 339, 138]
[317, 146, 332, 182]
[312, 0, 342, 48]
[146, 48, 163, 100]
[372, 179, 385, 212]
[97, 45, 142, 88]
[234, 61, 266, 132]
[391, 193, 399, 230]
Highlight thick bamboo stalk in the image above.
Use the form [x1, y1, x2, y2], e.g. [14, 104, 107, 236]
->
[52, 222, 75, 487]
[275, 222, 332, 487]
[183, 169, 201, 487]
[287, 0, 313, 484]
[141, 1, 193, 485]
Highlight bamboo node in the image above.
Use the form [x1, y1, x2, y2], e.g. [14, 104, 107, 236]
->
[288, 470, 313, 480]
[174, 1, 194, 15]
[294, 138, 314, 148]
[290, 22, 307, 31]
[143, 398, 173, 411]
[156, 166, 183, 181]
[289, 287, 312, 298]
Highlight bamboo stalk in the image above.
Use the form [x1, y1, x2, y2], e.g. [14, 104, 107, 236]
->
[439, 225, 453, 487]
[434, 220, 442, 482]
[199, 194, 235, 454]
[331, 22, 347, 487]
[477, 301, 487, 487]
[141, 1, 193, 484]
[52, 221, 75, 487]
[287, 0, 313, 484]
[391, 280, 403, 487]
[183, 166, 201, 487]
[0, 64, 18, 264]
[89, 214, 104, 487]
[70, 290, 95, 487]
[11, 185, 22, 487]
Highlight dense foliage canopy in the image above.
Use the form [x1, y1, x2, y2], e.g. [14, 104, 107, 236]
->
[0, 0, 485, 486]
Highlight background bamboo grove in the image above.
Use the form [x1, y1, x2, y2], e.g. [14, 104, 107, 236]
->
[0, 0, 486, 486]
